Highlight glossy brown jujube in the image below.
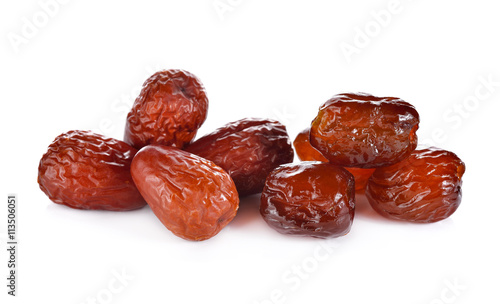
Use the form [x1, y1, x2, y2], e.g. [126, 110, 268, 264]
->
[293, 127, 329, 162]
[293, 127, 375, 192]
[131, 145, 239, 241]
[260, 162, 355, 238]
[345, 167, 376, 193]
[310, 93, 420, 168]
[38, 130, 146, 211]
[185, 118, 294, 196]
[124, 69, 209, 149]
[366, 147, 465, 223]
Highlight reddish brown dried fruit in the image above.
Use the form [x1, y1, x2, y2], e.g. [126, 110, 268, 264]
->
[345, 167, 376, 193]
[310, 93, 420, 168]
[293, 127, 375, 192]
[293, 127, 328, 162]
[131, 145, 239, 241]
[38, 130, 146, 211]
[185, 118, 294, 196]
[260, 162, 355, 238]
[366, 147, 465, 223]
[124, 69, 209, 149]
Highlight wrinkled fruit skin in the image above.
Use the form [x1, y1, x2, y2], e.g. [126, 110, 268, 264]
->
[310, 93, 420, 168]
[294, 127, 375, 192]
[366, 147, 465, 223]
[131, 145, 239, 241]
[38, 130, 146, 211]
[186, 118, 294, 196]
[260, 162, 355, 238]
[124, 69, 209, 149]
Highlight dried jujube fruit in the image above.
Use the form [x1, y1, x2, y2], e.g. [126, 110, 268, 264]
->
[310, 93, 420, 168]
[124, 69, 209, 150]
[366, 147, 465, 223]
[345, 167, 376, 193]
[293, 127, 328, 162]
[38, 130, 146, 211]
[185, 118, 294, 196]
[293, 127, 375, 192]
[260, 162, 355, 238]
[131, 145, 239, 241]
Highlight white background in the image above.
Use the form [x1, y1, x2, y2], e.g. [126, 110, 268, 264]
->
[1, 0, 499, 303]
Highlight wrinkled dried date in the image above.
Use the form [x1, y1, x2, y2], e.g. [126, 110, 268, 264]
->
[38, 130, 146, 211]
[186, 118, 294, 196]
[310, 93, 420, 168]
[260, 162, 355, 238]
[293, 127, 375, 192]
[124, 69, 209, 149]
[39, 65, 466, 241]
[366, 147, 465, 223]
[131, 145, 239, 241]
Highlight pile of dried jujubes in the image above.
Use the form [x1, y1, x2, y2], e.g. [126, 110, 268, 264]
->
[38, 70, 466, 241]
